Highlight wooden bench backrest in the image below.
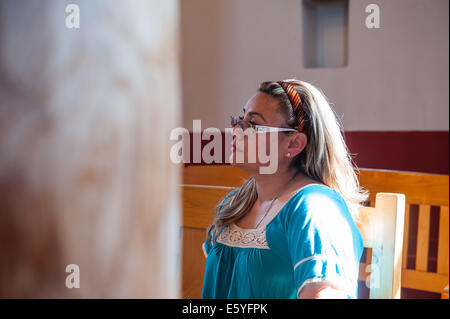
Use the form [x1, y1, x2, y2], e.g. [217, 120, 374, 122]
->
[359, 169, 449, 294]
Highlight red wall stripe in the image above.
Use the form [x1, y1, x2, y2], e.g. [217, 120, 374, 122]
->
[344, 131, 448, 175]
[185, 131, 449, 175]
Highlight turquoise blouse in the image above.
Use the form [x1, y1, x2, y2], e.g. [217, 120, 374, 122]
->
[201, 184, 363, 299]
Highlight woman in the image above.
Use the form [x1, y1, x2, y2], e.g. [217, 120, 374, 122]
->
[201, 79, 369, 299]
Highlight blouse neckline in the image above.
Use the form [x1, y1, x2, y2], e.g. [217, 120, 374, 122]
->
[231, 183, 327, 232]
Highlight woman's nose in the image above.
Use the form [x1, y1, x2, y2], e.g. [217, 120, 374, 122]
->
[232, 126, 244, 140]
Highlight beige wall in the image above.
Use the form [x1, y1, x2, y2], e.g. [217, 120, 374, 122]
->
[181, 0, 449, 131]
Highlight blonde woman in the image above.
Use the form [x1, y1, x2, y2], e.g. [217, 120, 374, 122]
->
[202, 80, 368, 299]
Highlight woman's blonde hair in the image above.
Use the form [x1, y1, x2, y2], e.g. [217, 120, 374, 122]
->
[206, 79, 368, 244]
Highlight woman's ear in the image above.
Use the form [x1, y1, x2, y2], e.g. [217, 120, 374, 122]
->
[286, 133, 307, 158]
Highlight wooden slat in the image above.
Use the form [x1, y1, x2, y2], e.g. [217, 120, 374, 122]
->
[402, 202, 410, 267]
[359, 249, 373, 282]
[416, 205, 431, 271]
[183, 165, 249, 186]
[185, 167, 449, 206]
[356, 206, 376, 248]
[181, 227, 206, 298]
[182, 186, 230, 228]
[359, 169, 449, 206]
[437, 206, 449, 275]
[359, 262, 370, 282]
[184, 166, 449, 205]
[402, 269, 449, 293]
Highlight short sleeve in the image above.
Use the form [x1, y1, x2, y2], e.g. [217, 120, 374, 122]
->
[285, 188, 363, 299]
[201, 188, 239, 258]
[202, 238, 212, 258]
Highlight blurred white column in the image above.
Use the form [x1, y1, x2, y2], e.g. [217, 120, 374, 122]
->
[0, 0, 181, 298]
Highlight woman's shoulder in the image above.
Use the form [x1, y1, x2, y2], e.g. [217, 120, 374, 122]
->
[287, 182, 338, 205]
[282, 183, 352, 225]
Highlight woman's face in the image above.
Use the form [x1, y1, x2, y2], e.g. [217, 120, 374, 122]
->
[230, 92, 291, 175]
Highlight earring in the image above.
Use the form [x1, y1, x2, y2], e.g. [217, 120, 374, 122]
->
[287, 153, 291, 157]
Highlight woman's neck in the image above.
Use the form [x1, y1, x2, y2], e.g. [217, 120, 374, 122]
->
[253, 167, 302, 203]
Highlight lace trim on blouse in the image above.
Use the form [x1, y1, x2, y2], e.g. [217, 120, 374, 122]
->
[216, 223, 270, 249]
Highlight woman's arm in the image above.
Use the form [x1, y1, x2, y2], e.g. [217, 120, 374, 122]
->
[298, 282, 349, 299]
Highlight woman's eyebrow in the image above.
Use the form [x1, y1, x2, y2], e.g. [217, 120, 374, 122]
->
[247, 111, 266, 122]
[243, 107, 266, 122]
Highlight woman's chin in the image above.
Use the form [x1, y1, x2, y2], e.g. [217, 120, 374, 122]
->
[229, 154, 260, 173]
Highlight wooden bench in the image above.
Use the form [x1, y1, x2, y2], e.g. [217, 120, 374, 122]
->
[181, 165, 449, 298]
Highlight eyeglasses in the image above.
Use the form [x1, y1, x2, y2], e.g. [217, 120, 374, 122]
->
[230, 116, 298, 134]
